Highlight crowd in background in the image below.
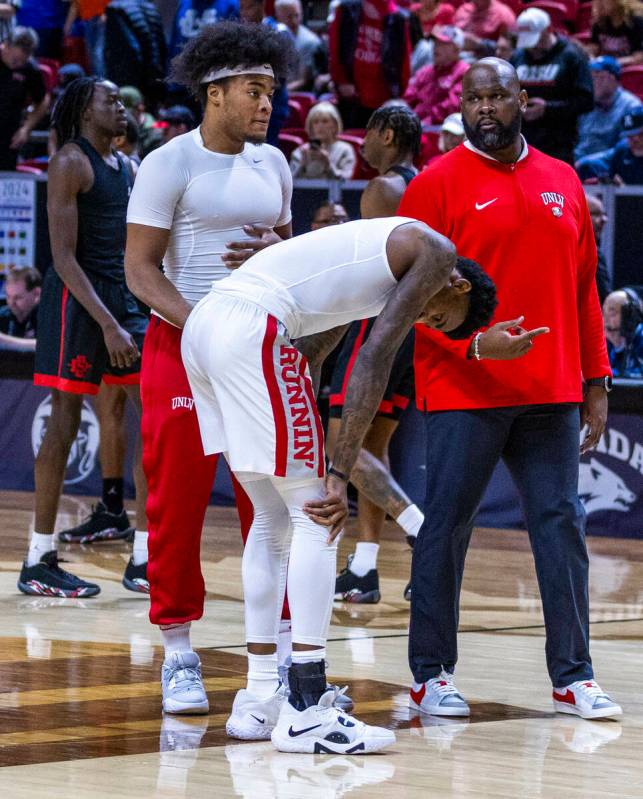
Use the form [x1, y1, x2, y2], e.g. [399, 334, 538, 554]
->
[0, 0, 641, 372]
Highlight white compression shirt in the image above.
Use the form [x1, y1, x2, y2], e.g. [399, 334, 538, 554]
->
[126, 127, 292, 306]
[213, 216, 415, 339]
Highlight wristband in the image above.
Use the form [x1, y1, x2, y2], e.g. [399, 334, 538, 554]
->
[328, 466, 348, 482]
[473, 332, 483, 361]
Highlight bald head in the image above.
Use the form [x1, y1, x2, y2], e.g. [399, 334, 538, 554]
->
[463, 58, 521, 94]
[461, 58, 527, 159]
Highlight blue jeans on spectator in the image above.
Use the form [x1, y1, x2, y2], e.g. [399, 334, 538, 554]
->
[84, 15, 105, 77]
[409, 403, 593, 689]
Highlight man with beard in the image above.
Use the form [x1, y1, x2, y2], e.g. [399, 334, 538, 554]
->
[398, 58, 622, 720]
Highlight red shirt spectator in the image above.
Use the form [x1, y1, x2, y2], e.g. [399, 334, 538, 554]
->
[410, 0, 455, 35]
[404, 26, 468, 124]
[453, 0, 516, 41]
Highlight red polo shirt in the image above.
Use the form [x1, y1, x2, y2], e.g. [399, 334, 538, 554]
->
[398, 141, 611, 412]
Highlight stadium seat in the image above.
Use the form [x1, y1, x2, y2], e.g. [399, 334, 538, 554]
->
[620, 66, 643, 100]
[285, 99, 306, 129]
[575, 2, 593, 33]
[37, 57, 59, 86]
[418, 130, 441, 168]
[277, 132, 304, 161]
[288, 92, 316, 120]
[524, 0, 571, 30]
[281, 127, 307, 140]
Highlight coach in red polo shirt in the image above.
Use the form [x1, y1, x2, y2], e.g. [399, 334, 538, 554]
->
[398, 58, 622, 721]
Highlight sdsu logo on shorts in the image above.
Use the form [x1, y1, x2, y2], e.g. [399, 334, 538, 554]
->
[32, 397, 99, 484]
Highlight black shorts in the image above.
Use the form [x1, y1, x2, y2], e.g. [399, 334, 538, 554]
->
[34, 268, 148, 395]
[329, 318, 415, 421]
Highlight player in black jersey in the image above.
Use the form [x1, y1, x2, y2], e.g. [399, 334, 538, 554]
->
[329, 104, 424, 603]
[18, 78, 149, 598]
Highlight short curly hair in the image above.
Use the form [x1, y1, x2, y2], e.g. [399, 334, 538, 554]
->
[170, 21, 294, 106]
[444, 257, 498, 340]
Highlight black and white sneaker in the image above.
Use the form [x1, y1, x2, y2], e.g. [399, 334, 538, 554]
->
[17, 551, 101, 597]
[122, 557, 149, 594]
[334, 556, 380, 604]
[271, 688, 395, 754]
[58, 501, 133, 543]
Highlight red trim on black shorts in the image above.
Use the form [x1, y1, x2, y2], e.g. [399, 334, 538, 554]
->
[34, 373, 99, 395]
[329, 318, 369, 407]
[262, 315, 288, 477]
[57, 286, 68, 379]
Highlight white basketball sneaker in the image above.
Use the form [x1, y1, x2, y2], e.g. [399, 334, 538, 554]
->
[552, 680, 622, 720]
[271, 688, 396, 754]
[226, 684, 288, 740]
[409, 670, 470, 717]
[161, 651, 209, 715]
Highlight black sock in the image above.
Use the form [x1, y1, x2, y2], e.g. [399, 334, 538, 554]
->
[287, 660, 327, 711]
[102, 478, 124, 514]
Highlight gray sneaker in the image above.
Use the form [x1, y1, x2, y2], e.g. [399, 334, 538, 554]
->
[161, 652, 209, 715]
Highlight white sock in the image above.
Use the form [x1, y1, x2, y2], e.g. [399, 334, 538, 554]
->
[350, 542, 379, 576]
[27, 532, 55, 567]
[291, 647, 326, 665]
[161, 623, 192, 658]
[132, 530, 148, 565]
[247, 652, 280, 698]
[276, 618, 292, 669]
[396, 504, 424, 538]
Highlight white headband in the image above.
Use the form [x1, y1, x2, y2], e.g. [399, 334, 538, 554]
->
[200, 64, 275, 83]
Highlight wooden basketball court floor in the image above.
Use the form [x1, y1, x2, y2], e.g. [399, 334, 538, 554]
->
[0, 489, 642, 798]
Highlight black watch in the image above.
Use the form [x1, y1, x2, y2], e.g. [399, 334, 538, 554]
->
[586, 376, 613, 392]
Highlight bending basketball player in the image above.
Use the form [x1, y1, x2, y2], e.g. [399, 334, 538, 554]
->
[329, 103, 425, 604]
[181, 216, 536, 754]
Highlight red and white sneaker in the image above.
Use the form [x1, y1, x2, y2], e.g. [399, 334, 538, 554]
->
[552, 680, 622, 720]
[409, 670, 470, 717]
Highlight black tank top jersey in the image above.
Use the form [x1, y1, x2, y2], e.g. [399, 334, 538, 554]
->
[72, 137, 133, 283]
[388, 164, 418, 186]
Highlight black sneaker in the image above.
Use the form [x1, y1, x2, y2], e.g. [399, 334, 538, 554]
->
[404, 581, 411, 601]
[122, 557, 149, 594]
[334, 555, 381, 604]
[17, 551, 101, 597]
[58, 501, 134, 543]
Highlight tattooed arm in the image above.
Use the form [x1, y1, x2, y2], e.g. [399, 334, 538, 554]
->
[294, 324, 349, 395]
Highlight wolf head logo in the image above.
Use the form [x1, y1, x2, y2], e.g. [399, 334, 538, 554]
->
[578, 458, 636, 514]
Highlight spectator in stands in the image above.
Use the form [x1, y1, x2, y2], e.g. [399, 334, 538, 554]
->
[585, 190, 612, 304]
[114, 110, 141, 166]
[16, 0, 67, 59]
[159, 105, 196, 143]
[577, 106, 643, 182]
[329, 0, 413, 129]
[589, 0, 643, 66]
[310, 200, 350, 229]
[496, 30, 516, 60]
[64, 2, 109, 78]
[0, 1, 19, 43]
[576, 56, 642, 160]
[0, 27, 49, 171]
[603, 288, 643, 376]
[438, 111, 465, 152]
[275, 0, 324, 92]
[169, 0, 239, 61]
[453, 0, 516, 56]
[0, 267, 41, 349]
[289, 100, 357, 178]
[512, 8, 594, 163]
[403, 25, 468, 125]
[410, 0, 455, 36]
[239, 0, 289, 144]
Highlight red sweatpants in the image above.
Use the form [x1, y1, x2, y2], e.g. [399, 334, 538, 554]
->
[141, 316, 290, 626]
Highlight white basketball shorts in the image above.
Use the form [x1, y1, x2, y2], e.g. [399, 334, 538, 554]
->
[181, 290, 325, 480]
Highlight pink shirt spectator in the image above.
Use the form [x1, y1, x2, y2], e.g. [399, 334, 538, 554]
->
[410, 1, 455, 35]
[453, 0, 516, 40]
[403, 59, 468, 124]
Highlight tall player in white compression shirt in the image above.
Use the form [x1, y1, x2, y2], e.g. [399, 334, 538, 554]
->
[181, 217, 510, 754]
[125, 23, 297, 718]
